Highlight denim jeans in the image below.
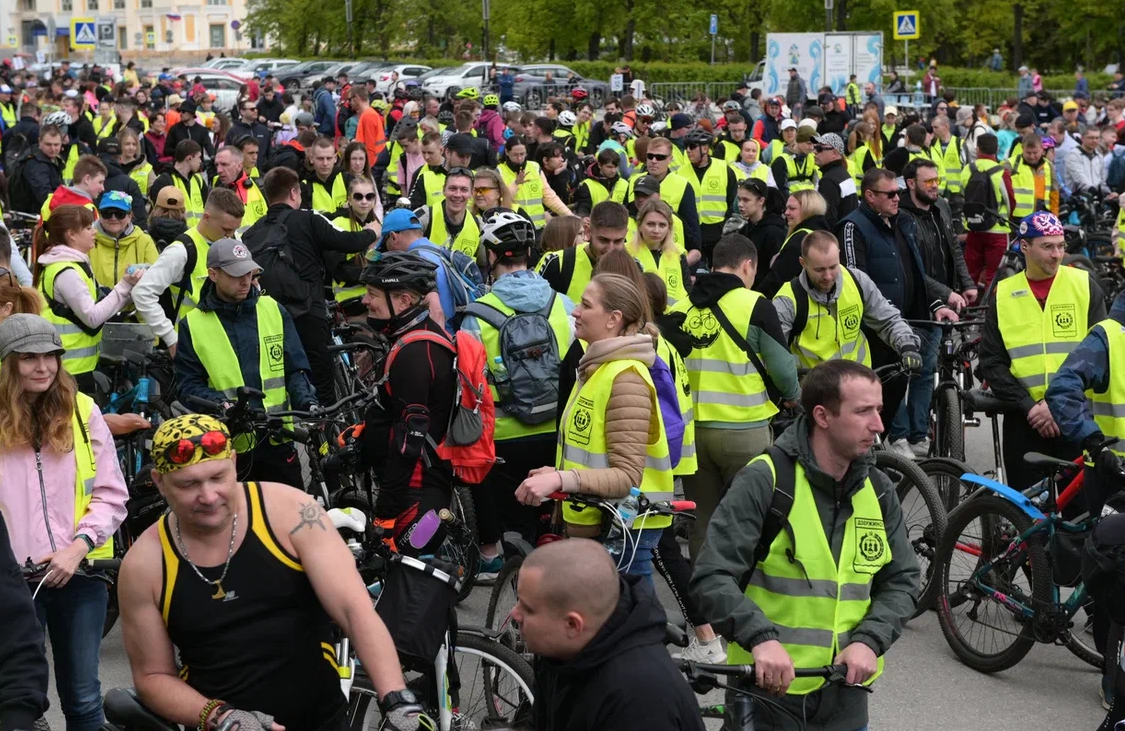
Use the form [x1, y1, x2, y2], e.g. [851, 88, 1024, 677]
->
[890, 324, 939, 444]
[617, 528, 663, 581]
[34, 574, 108, 731]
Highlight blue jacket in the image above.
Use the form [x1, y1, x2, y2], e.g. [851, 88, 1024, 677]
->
[836, 203, 931, 320]
[174, 281, 319, 411]
[409, 237, 458, 334]
[1046, 290, 1125, 447]
[313, 87, 337, 136]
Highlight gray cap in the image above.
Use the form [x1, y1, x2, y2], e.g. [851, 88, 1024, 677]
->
[294, 111, 315, 127]
[206, 238, 261, 277]
[0, 314, 64, 360]
[633, 175, 661, 198]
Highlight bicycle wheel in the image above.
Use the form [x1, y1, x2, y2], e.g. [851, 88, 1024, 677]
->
[935, 495, 1051, 673]
[933, 386, 965, 463]
[876, 450, 947, 617]
[439, 487, 480, 603]
[918, 457, 976, 513]
[1065, 595, 1104, 669]
[485, 556, 527, 657]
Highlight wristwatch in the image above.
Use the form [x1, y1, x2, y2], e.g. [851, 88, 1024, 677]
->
[379, 689, 419, 713]
[77, 534, 95, 553]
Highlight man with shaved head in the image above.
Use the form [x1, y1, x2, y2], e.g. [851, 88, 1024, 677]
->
[512, 539, 703, 731]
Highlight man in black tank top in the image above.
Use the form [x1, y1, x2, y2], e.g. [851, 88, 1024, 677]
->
[117, 414, 429, 731]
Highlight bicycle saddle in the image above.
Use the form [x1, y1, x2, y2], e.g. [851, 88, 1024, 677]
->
[1022, 452, 1078, 471]
[964, 388, 1018, 415]
[103, 688, 178, 731]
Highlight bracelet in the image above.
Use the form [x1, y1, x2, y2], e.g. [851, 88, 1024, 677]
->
[77, 535, 95, 553]
[198, 699, 224, 731]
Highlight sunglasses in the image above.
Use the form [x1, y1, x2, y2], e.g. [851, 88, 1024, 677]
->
[473, 186, 497, 195]
[99, 208, 129, 219]
[164, 430, 229, 466]
[0, 267, 14, 287]
[639, 116, 654, 123]
[813, 145, 833, 153]
[647, 153, 670, 161]
[870, 189, 901, 199]
[352, 192, 378, 202]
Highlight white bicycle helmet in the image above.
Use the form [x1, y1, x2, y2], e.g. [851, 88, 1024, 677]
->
[480, 208, 536, 255]
[635, 103, 655, 117]
[558, 110, 576, 127]
[611, 122, 634, 138]
[502, 101, 523, 113]
[43, 111, 72, 127]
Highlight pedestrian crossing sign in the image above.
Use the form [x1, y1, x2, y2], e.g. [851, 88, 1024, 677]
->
[893, 11, 919, 40]
[71, 18, 97, 49]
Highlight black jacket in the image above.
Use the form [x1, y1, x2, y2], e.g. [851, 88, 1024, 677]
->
[816, 158, 858, 230]
[257, 95, 285, 124]
[532, 575, 705, 731]
[732, 212, 788, 291]
[243, 203, 377, 319]
[226, 119, 272, 161]
[898, 196, 974, 306]
[263, 140, 307, 177]
[0, 512, 50, 731]
[99, 154, 148, 222]
[2, 116, 39, 150]
[148, 215, 189, 247]
[68, 116, 96, 150]
[836, 204, 929, 320]
[165, 120, 215, 161]
[18, 149, 63, 213]
[818, 110, 849, 136]
[757, 214, 829, 298]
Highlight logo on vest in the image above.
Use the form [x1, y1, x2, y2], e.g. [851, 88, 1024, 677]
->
[568, 396, 594, 446]
[839, 304, 861, 338]
[708, 177, 720, 190]
[667, 271, 680, 291]
[854, 517, 886, 573]
[1051, 304, 1077, 338]
[684, 310, 721, 349]
[264, 334, 285, 373]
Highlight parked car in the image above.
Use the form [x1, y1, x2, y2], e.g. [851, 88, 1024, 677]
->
[174, 69, 246, 111]
[370, 64, 433, 93]
[201, 58, 250, 72]
[421, 62, 516, 100]
[242, 58, 301, 76]
[274, 59, 341, 90]
[512, 64, 611, 108]
[301, 60, 389, 88]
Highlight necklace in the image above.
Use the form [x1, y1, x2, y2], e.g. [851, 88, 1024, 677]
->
[174, 513, 238, 600]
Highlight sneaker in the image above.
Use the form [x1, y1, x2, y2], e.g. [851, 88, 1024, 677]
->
[889, 438, 915, 461]
[909, 437, 931, 458]
[477, 554, 504, 583]
[1102, 673, 1114, 711]
[673, 636, 727, 664]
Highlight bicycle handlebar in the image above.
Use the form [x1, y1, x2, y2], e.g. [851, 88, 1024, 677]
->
[545, 491, 696, 515]
[676, 660, 850, 680]
[21, 557, 122, 579]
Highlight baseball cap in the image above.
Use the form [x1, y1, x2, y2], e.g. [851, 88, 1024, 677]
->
[152, 414, 233, 475]
[207, 238, 261, 277]
[98, 190, 133, 212]
[445, 133, 475, 155]
[780, 119, 797, 132]
[64, 89, 79, 99]
[155, 186, 185, 210]
[377, 209, 423, 248]
[884, 106, 899, 117]
[1036, 90, 1051, 100]
[633, 175, 661, 198]
[818, 92, 835, 105]
[767, 97, 781, 107]
[0, 84, 13, 94]
[796, 127, 817, 143]
[1018, 211, 1065, 240]
[670, 113, 693, 131]
[97, 138, 122, 156]
[294, 111, 315, 127]
[812, 132, 845, 156]
[1062, 100, 1079, 112]
[0, 314, 65, 360]
[798, 117, 819, 130]
[167, 93, 184, 106]
[1015, 113, 1036, 128]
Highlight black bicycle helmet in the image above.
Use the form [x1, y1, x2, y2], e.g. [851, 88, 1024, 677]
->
[437, 109, 454, 125]
[685, 128, 714, 147]
[393, 87, 408, 100]
[480, 208, 536, 258]
[360, 251, 438, 295]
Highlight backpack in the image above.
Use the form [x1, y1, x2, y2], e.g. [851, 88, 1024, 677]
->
[241, 210, 311, 315]
[962, 161, 1007, 232]
[383, 329, 496, 484]
[6, 142, 35, 213]
[413, 243, 486, 330]
[650, 353, 685, 469]
[723, 445, 797, 590]
[1107, 149, 1125, 191]
[463, 294, 562, 426]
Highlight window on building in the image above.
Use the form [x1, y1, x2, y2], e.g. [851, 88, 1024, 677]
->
[20, 0, 35, 10]
[61, 0, 72, 10]
[207, 0, 229, 5]
[87, 0, 98, 9]
[209, 24, 225, 48]
[143, 24, 154, 49]
[118, 26, 127, 48]
[140, 0, 152, 7]
[114, 0, 125, 8]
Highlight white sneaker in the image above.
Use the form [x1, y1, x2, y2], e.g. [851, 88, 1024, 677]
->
[673, 636, 727, 663]
[909, 437, 931, 458]
[890, 438, 915, 461]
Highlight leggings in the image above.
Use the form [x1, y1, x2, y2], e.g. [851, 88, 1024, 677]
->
[652, 526, 706, 627]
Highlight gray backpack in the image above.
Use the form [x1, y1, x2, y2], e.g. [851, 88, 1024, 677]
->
[464, 294, 562, 425]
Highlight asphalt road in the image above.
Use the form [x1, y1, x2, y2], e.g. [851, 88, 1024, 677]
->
[44, 417, 1108, 731]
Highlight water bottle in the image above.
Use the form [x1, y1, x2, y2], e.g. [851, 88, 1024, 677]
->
[1024, 476, 1050, 508]
[604, 487, 642, 557]
[492, 355, 508, 382]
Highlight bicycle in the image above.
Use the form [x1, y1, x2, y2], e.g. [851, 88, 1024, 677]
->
[933, 445, 1120, 673]
[21, 557, 123, 639]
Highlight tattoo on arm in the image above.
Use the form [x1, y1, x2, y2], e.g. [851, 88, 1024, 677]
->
[290, 502, 327, 535]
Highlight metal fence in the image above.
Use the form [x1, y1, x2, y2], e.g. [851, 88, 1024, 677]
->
[648, 82, 745, 105]
[943, 87, 1076, 109]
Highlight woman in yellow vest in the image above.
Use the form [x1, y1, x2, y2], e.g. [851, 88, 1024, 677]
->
[471, 167, 524, 219]
[515, 272, 674, 579]
[0, 313, 128, 729]
[33, 205, 142, 386]
[498, 136, 549, 229]
[117, 128, 155, 198]
[329, 178, 381, 304]
[627, 199, 691, 304]
[847, 121, 880, 186]
[731, 138, 776, 186]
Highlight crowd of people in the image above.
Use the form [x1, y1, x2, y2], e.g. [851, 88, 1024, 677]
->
[0, 56, 1124, 731]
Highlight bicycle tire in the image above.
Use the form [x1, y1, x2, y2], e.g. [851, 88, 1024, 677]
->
[1065, 601, 1104, 669]
[33, 717, 50, 731]
[935, 495, 1050, 673]
[443, 487, 479, 602]
[935, 386, 965, 464]
[876, 450, 947, 617]
[485, 556, 526, 657]
[917, 457, 976, 513]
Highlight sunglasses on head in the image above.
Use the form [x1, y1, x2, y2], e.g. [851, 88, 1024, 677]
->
[0, 267, 15, 287]
[99, 208, 129, 219]
[647, 153, 670, 161]
[352, 192, 378, 201]
[447, 166, 475, 178]
[163, 430, 229, 466]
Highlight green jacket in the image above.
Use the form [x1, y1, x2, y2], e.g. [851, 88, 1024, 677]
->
[690, 416, 919, 731]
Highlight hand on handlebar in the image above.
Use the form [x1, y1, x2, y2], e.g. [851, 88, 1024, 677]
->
[36, 539, 89, 589]
[962, 288, 979, 306]
[900, 349, 923, 373]
[934, 306, 959, 323]
[751, 639, 795, 696]
[947, 291, 966, 312]
[515, 467, 563, 506]
[214, 708, 284, 731]
[833, 642, 879, 686]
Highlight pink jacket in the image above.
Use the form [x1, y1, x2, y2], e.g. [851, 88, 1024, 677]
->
[477, 109, 506, 153]
[0, 403, 127, 564]
[38, 245, 135, 328]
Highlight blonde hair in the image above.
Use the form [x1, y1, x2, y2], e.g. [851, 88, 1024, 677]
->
[629, 199, 677, 258]
[0, 352, 79, 453]
[788, 190, 828, 234]
[588, 273, 657, 338]
[117, 126, 144, 162]
[471, 168, 515, 214]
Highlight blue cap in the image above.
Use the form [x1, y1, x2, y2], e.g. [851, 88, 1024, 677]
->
[98, 190, 132, 212]
[1017, 211, 1064, 240]
[377, 208, 423, 248]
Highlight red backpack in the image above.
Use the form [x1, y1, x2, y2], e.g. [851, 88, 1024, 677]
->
[383, 330, 496, 484]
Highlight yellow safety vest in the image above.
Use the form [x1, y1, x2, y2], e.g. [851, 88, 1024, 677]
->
[630, 242, 689, 304]
[93, 115, 116, 140]
[0, 101, 16, 128]
[656, 334, 696, 476]
[726, 452, 890, 694]
[66, 393, 113, 558]
[418, 168, 447, 208]
[536, 243, 595, 303]
[1091, 319, 1125, 457]
[574, 122, 590, 153]
[670, 144, 687, 172]
[580, 177, 627, 207]
[715, 138, 742, 164]
[996, 266, 1090, 401]
[167, 228, 213, 322]
[129, 160, 154, 197]
[499, 161, 546, 229]
[309, 173, 348, 214]
[959, 159, 1010, 234]
[626, 172, 689, 212]
[328, 214, 370, 303]
[774, 268, 871, 368]
[185, 294, 292, 448]
[384, 140, 404, 196]
[669, 288, 778, 424]
[783, 153, 817, 192]
[557, 358, 674, 529]
[429, 203, 481, 259]
[1008, 158, 1055, 220]
[213, 175, 268, 232]
[679, 159, 731, 224]
[553, 128, 575, 148]
[628, 214, 686, 253]
[171, 172, 206, 225]
[732, 163, 771, 184]
[39, 261, 102, 374]
[848, 144, 875, 187]
[907, 147, 945, 190]
[935, 137, 963, 194]
[472, 290, 572, 441]
[765, 139, 786, 165]
[62, 145, 82, 185]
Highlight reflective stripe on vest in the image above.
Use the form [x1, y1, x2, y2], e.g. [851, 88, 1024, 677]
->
[936, 138, 963, 194]
[537, 242, 594, 303]
[557, 358, 674, 529]
[499, 161, 546, 228]
[238, 181, 269, 232]
[627, 172, 688, 213]
[129, 161, 154, 197]
[574, 122, 590, 153]
[172, 174, 206, 225]
[581, 177, 627, 208]
[726, 453, 890, 693]
[657, 335, 696, 476]
[1009, 158, 1054, 220]
[167, 228, 212, 321]
[474, 290, 571, 442]
[784, 153, 817, 192]
[384, 141, 404, 195]
[774, 268, 870, 368]
[0, 102, 17, 128]
[429, 203, 481, 258]
[420, 168, 447, 208]
[310, 174, 348, 214]
[328, 215, 369, 302]
[1091, 319, 1125, 457]
[996, 267, 1090, 401]
[679, 159, 731, 224]
[848, 145, 873, 187]
[671, 144, 687, 173]
[40, 262, 102, 374]
[669, 288, 778, 424]
[631, 242, 689, 304]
